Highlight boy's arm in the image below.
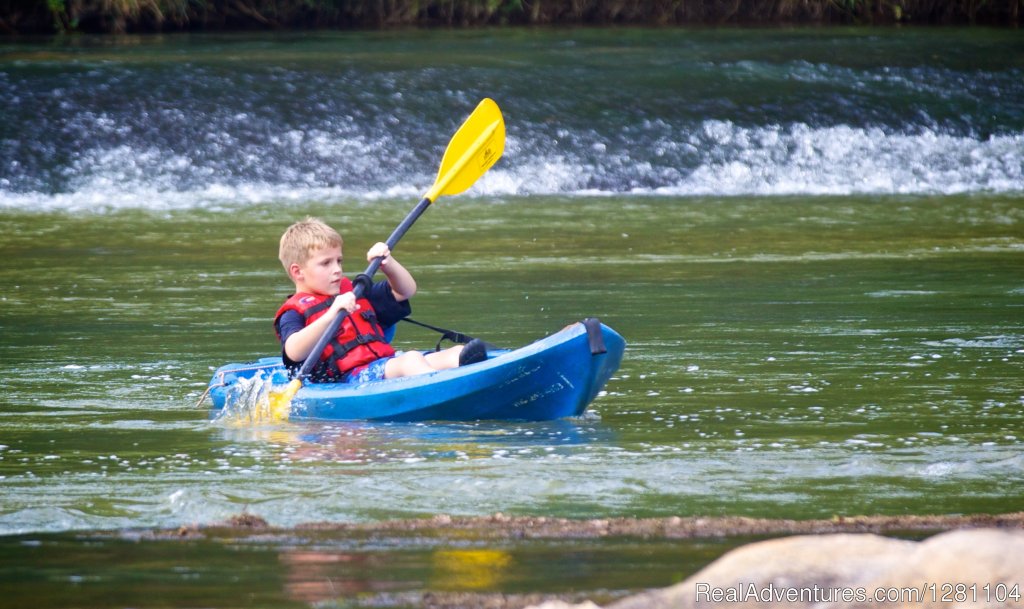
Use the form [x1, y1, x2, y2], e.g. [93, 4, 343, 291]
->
[367, 242, 417, 302]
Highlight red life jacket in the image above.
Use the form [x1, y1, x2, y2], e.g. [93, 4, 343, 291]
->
[274, 277, 395, 381]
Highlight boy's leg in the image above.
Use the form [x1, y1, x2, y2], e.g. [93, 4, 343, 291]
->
[383, 351, 436, 379]
[424, 345, 463, 371]
[383, 345, 471, 379]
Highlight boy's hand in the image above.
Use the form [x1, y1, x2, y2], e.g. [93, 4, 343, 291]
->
[366, 240, 416, 300]
[367, 242, 391, 265]
[330, 292, 359, 315]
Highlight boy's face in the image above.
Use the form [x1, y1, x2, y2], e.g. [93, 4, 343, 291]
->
[292, 245, 343, 295]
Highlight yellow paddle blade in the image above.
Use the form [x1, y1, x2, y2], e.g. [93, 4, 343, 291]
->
[266, 379, 300, 422]
[423, 98, 505, 203]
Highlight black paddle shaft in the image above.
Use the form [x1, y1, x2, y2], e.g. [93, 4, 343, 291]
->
[296, 196, 433, 381]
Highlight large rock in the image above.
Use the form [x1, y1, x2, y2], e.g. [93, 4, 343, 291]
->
[609, 533, 915, 609]
[542, 529, 1024, 609]
[855, 529, 1024, 609]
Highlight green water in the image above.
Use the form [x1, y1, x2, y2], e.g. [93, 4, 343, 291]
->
[0, 526, 748, 609]
[2, 26, 1023, 607]
[2, 195, 1022, 530]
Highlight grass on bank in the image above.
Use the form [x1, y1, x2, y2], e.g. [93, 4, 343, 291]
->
[2, 0, 1020, 34]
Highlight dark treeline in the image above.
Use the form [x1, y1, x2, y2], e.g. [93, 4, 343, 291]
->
[1, 0, 1019, 35]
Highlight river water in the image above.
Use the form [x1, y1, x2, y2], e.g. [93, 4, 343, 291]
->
[1, 27, 1023, 606]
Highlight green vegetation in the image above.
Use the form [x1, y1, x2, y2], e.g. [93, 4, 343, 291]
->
[1, 0, 1020, 36]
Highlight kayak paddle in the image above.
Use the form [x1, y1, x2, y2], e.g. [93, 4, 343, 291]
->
[267, 98, 506, 421]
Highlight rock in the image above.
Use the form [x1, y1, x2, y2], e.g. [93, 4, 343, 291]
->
[223, 512, 269, 529]
[856, 529, 1024, 609]
[609, 533, 916, 609]
[550, 528, 1024, 609]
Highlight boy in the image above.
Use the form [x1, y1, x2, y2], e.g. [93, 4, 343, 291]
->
[274, 217, 485, 384]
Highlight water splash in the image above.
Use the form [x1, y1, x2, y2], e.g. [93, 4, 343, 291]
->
[213, 370, 289, 425]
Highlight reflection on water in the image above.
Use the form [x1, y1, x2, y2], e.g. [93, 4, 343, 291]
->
[431, 549, 514, 592]
[0, 527, 745, 609]
[280, 548, 380, 604]
[214, 418, 610, 465]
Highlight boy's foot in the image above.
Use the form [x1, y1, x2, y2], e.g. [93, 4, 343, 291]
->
[458, 338, 488, 367]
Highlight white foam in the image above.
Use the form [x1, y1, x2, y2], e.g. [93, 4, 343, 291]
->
[644, 123, 1024, 197]
[2, 122, 1021, 212]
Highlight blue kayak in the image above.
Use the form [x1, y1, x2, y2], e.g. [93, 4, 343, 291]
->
[206, 319, 624, 422]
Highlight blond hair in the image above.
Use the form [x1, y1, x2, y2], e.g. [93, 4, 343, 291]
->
[278, 217, 343, 273]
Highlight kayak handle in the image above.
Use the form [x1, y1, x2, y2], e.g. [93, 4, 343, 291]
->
[583, 318, 607, 355]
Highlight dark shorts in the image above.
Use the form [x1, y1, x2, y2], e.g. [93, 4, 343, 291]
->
[343, 357, 392, 385]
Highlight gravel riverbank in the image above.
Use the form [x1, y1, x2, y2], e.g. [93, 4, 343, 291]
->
[188, 511, 1024, 539]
